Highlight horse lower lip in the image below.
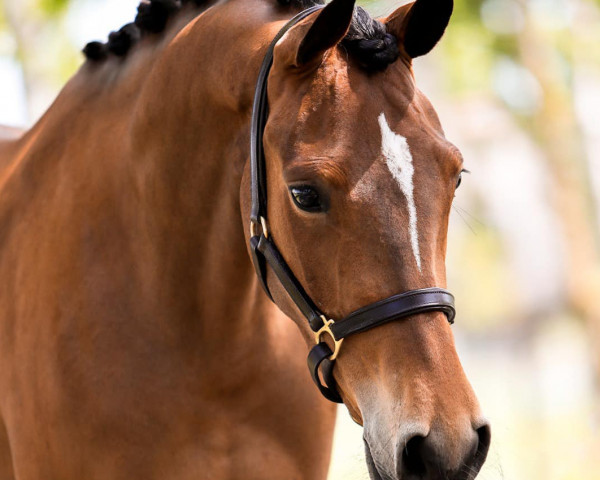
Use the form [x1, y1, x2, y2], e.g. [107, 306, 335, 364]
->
[364, 439, 388, 480]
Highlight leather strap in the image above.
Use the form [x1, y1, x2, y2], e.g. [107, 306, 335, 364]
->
[255, 234, 323, 332]
[307, 290, 454, 404]
[307, 343, 343, 403]
[250, 5, 324, 227]
[331, 288, 455, 340]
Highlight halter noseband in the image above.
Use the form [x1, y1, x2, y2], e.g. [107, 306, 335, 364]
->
[249, 7, 455, 403]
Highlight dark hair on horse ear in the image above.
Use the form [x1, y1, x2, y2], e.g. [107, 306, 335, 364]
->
[342, 7, 399, 71]
[83, 41, 109, 61]
[404, 0, 452, 58]
[296, 0, 355, 66]
[135, 0, 180, 34]
[108, 23, 142, 56]
[385, 0, 453, 59]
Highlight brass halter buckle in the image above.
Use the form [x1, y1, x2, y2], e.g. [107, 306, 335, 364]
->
[250, 216, 269, 239]
[314, 315, 344, 361]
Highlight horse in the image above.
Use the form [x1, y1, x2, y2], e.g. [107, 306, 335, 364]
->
[0, 0, 490, 478]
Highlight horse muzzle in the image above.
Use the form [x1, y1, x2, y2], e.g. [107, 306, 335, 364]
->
[363, 418, 491, 480]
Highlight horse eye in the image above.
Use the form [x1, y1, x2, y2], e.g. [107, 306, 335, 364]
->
[456, 169, 469, 189]
[290, 186, 323, 212]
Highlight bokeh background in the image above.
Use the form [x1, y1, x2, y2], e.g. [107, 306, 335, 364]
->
[1, 0, 599, 478]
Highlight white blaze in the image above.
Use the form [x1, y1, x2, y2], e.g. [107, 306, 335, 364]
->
[378, 112, 422, 271]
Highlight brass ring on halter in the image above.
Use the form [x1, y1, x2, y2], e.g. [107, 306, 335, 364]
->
[250, 216, 269, 239]
[314, 315, 344, 361]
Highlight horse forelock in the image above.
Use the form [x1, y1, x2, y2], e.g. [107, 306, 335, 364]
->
[83, 0, 399, 73]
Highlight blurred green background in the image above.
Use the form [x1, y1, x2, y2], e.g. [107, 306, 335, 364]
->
[1, 0, 599, 478]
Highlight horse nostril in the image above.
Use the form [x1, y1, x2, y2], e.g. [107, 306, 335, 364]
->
[474, 424, 491, 468]
[402, 435, 427, 476]
[400, 423, 491, 479]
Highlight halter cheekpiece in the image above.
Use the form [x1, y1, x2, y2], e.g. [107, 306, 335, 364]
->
[249, 6, 456, 403]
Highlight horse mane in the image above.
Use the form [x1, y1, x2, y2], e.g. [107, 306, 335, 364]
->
[82, 0, 398, 72]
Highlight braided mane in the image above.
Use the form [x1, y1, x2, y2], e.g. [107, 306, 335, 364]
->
[83, 0, 398, 72]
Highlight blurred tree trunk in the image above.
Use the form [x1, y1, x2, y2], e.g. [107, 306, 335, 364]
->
[516, 9, 600, 382]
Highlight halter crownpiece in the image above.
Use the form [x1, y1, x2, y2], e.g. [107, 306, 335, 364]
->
[248, 7, 456, 403]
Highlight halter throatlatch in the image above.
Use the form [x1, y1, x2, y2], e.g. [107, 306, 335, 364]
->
[249, 7, 456, 403]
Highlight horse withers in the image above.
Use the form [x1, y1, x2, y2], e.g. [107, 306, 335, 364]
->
[0, 0, 490, 479]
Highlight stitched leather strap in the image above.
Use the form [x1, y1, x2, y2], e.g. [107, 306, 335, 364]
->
[307, 290, 454, 404]
[331, 288, 455, 340]
[307, 343, 343, 403]
[250, 5, 324, 227]
[249, 235, 273, 301]
[255, 234, 324, 331]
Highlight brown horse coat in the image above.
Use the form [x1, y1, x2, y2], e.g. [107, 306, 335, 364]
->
[0, 0, 489, 479]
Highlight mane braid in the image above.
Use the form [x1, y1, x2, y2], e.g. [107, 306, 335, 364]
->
[83, 0, 399, 71]
[83, 0, 209, 61]
[342, 6, 399, 71]
[278, 0, 398, 71]
[135, 0, 180, 33]
[108, 23, 141, 56]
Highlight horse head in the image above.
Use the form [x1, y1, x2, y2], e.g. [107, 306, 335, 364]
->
[243, 0, 491, 478]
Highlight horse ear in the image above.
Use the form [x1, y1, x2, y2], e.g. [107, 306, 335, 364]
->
[385, 0, 453, 59]
[292, 0, 356, 66]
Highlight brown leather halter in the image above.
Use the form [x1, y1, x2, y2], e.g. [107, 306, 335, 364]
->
[249, 6, 455, 403]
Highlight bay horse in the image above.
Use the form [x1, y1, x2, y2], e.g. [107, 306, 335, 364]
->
[0, 0, 490, 479]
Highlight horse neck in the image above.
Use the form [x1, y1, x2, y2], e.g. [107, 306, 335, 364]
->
[2, 0, 291, 338]
[119, 0, 291, 331]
